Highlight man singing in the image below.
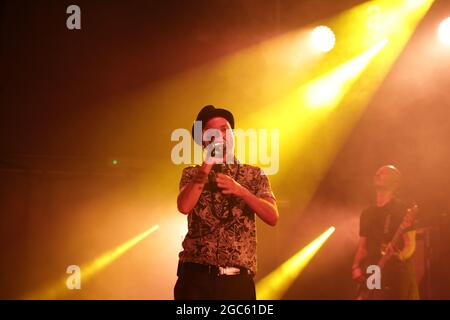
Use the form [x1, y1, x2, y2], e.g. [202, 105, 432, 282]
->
[352, 165, 419, 299]
[174, 105, 279, 300]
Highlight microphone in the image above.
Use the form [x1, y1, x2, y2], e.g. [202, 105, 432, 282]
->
[211, 141, 231, 175]
[211, 141, 225, 158]
[209, 142, 230, 192]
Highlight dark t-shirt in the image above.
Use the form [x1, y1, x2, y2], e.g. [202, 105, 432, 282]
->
[359, 198, 419, 299]
[359, 198, 415, 266]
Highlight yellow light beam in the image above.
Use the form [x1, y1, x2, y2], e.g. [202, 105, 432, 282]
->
[304, 38, 388, 109]
[81, 224, 159, 281]
[256, 226, 335, 300]
[23, 224, 160, 299]
[241, 0, 434, 209]
[239, 38, 388, 179]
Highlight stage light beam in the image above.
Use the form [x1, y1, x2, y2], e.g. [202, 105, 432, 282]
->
[244, 0, 434, 217]
[256, 226, 335, 300]
[305, 38, 389, 109]
[81, 224, 159, 281]
[23, 224, 159, 299]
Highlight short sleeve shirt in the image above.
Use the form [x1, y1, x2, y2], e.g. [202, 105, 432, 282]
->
[178, 162, 275, 274]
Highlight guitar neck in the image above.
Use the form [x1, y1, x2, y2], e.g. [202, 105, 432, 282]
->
[377, 220, 407, 269]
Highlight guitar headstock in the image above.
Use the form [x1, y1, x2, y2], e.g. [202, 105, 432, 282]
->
[400, 204, 419, 230]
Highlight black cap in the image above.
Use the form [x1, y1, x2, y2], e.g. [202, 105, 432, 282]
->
[191, 105, 235, 145]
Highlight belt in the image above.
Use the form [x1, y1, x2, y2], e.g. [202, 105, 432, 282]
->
[178, 261, 253, 277]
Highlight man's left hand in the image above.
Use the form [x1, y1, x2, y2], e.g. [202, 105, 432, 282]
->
[216, 173, 244, 196]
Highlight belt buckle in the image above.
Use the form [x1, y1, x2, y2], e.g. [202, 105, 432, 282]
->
[218, 266, 241, 276]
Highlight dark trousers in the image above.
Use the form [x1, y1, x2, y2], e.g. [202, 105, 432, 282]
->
[174, 262, 256, 300]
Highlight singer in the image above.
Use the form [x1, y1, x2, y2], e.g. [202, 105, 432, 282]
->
[174, 105, 279, 300]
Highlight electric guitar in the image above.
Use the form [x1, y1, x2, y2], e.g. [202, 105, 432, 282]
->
[355, 204, 419, 300]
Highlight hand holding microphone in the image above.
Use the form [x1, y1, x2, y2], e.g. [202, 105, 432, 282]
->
[196, 140, 225, 185]
[205, 140, 225, 165]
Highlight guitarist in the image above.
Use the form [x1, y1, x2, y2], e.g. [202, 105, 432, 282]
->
[352, 165, 419, 299]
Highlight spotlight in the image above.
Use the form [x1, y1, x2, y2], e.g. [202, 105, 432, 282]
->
[438, 17, 450, 46]
[310, 26, 336, 53]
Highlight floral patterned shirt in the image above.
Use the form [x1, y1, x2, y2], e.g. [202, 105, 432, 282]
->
[178, 162, 275, 274]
